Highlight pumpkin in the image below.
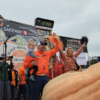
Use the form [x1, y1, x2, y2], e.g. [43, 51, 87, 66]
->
[42, 62, 100, 100]
[78, 66, 82, 72]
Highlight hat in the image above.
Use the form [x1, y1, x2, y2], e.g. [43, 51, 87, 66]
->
[80, 36, 88, 45]
[0, 54, 13, 60]
[0, 54, 6, 60]
[37, 40, 47, 46]
[52, 54, 57, 57]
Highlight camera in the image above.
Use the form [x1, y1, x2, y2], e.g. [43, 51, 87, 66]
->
[8, 56, 13, 59]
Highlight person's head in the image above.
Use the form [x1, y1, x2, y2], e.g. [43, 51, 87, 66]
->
[37, 41, 47, 52]
[28, 39, 35, 49]
[66, 47, 74, 57]
[11, 66, 14, 71]
[0, 54, 8, 62]
[53, 54, 58, 62]
[1, 57, 8, 62]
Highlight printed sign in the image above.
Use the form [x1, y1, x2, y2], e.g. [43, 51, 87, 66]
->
[59, 36, 88, 53]
[0, 19, 49, 70]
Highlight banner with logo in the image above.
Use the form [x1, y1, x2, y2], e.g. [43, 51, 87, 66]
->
[57, 36, 87, 65]
[59, 36, 88, 53]
[0, 19, 49, 70]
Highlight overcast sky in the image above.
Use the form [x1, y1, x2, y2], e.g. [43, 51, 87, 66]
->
[0, 0, 100, 57]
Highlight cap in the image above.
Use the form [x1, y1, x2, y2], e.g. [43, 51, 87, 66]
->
[52, 54, 57, 57]
[0, 54, 13, 60]
[0, 54, 6, 60]
[37, 40, 47, 46]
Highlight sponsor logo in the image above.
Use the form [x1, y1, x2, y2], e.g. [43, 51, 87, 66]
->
[9, 36, 26, 46]
[4, 27, 22, 34]
[23, 31, 28, 35]
[42, 65, 45, 70]
[42, 54, 46, 57]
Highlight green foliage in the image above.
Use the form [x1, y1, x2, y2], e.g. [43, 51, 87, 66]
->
[81, 59, 98, 68]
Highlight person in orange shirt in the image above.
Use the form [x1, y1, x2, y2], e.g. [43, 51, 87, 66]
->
[59, 42, 86, 72]
[8, 66, 18, 100]
[48, 54, 66, 79]
[16, 67, 26, 100]
[23, 33, 59, 100]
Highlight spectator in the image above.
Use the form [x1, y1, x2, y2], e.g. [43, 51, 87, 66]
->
[48, 54, 66, 79]
[23, 33, 59, 100]
[16, 67, 26, 100]
[8, 65, 18, 100]
[0, 54, 13, 100]
[59, 42, 86, 72]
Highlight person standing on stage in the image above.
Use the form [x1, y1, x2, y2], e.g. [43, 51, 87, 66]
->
[23, 33, 59, 100]
[48, 54, 66, 79]
[59, 42, 86, 72]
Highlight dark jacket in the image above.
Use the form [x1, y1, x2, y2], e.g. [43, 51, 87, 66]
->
[8, 70, 18, 87]
[0, 62, 13, 81]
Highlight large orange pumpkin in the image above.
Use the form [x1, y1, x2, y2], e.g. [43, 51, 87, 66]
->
[42, 62, 100, 100]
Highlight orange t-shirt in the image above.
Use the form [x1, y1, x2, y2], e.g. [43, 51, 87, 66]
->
[18, 67, 26, 84]
[11, 71, 16, 86]
[23, 39, 59, 75]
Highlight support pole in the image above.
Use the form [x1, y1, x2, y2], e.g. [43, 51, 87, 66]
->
[37, 29, 40, 42]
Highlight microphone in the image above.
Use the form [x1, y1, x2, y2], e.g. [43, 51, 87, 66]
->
[4, 36, 10, 44]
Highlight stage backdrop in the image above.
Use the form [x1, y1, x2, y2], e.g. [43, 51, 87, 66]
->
[0, 19, 49, 70]
[57, 36, 87, 65]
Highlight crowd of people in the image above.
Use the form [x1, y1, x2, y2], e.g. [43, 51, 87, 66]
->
[0, 33, 86, 100]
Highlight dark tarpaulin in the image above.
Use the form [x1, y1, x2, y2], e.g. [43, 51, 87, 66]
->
[59, 36, 88, 53]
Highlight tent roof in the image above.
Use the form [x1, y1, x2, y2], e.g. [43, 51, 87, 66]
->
[0, 15, 34, 27]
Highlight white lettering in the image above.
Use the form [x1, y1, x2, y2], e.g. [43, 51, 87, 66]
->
[4, 27, 22, 34]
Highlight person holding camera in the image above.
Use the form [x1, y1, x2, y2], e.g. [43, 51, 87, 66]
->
[0, 54, 14, 100]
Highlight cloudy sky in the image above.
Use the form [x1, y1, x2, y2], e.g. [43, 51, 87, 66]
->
[0, 0, 100, 57]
